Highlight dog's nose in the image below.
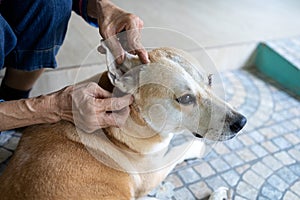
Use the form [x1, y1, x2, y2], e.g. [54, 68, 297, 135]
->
[229, 115, 247, 133]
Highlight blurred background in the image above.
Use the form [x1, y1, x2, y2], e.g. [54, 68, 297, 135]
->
[26, 0, 300, 96]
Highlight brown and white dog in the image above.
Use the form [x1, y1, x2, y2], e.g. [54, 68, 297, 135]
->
[0, 45, 246, 200]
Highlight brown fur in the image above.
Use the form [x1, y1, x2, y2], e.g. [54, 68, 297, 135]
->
[0, 122, 132, 200]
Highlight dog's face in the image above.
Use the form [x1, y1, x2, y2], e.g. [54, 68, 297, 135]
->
[104, 45, 246, 141]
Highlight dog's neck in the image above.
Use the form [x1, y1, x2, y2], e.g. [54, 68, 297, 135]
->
[98, 72, 172, 154]
[104, 115, 173, 154]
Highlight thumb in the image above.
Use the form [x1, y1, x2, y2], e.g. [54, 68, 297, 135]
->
[105, 36, 125, 65]
[87, 83, 112, 98]
[99, 94, 133, 111]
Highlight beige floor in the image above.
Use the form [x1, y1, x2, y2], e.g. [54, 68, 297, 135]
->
[19, 0, 300, 96]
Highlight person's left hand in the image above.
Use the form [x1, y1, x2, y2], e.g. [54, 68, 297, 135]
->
[54, 82, 133, 133]
[88, 0, 149, 64]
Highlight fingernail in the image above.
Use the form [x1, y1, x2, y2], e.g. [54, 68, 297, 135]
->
[125, 94, 134, 103]
[97, 45, 106, 54]
[146, 57, 150, 63]
[143, 54, 150, 64]
[126, 94, 133, 101]
[116, 55, 125, 65]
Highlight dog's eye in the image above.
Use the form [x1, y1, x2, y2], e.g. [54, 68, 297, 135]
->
[176, 94, 196, 105]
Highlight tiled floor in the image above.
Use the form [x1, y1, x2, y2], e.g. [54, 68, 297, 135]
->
[1, 67, 299, 199]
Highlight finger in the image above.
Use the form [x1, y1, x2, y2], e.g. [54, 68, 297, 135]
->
[86, 82, 112, 98]
[136, 48, 150, 64]
[112, 106, 131, 127]
[105, 36, 125, 65]
[126, 28, 141, 52]
[128, 42, 149, 64]
[97, 45, 106, 54]
[118, 30, 130, 52]
[103, 106, 130, 127]
[99, 94, 133, 111]
[125, 28, 149, 64]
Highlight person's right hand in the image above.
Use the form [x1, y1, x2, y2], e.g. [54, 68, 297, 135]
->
[54, 82, 133, 133]
[87, 0, 149, 64]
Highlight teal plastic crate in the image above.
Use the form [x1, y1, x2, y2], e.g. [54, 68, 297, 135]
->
[255, 40, 300, 96]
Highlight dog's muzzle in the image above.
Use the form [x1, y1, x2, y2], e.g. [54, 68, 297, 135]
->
[192, 114, 247, 141]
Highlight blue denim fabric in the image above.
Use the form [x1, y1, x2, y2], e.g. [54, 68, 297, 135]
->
[0, 100, 4, 138]
[0, 0, 72, 71]
[0, 15, 17, 68]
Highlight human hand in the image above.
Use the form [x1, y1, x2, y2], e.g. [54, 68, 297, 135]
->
[55, 82, 133, 133]
[87, 0, 149, 64]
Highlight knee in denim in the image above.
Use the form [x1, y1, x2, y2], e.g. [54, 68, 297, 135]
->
[37, 0, 72, 26]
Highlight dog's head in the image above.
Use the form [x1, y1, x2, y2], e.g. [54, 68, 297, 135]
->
[103, 44, 246, 142]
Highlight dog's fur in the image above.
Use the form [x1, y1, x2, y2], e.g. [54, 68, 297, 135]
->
[0, 47, 246, 200]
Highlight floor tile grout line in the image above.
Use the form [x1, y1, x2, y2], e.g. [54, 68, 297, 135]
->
[256, 162, 300, 199]
[171, 141, 300, 187]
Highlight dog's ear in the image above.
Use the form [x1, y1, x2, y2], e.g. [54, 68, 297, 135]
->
[99, 41, 143, 93]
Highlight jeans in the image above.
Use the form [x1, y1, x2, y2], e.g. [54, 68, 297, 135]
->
[0, 0, 72, 71]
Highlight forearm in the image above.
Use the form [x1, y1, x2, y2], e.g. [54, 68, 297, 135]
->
[73, 0, 121, 27]
[0, 82, 133, 133]
[0, 94, 60, 131]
